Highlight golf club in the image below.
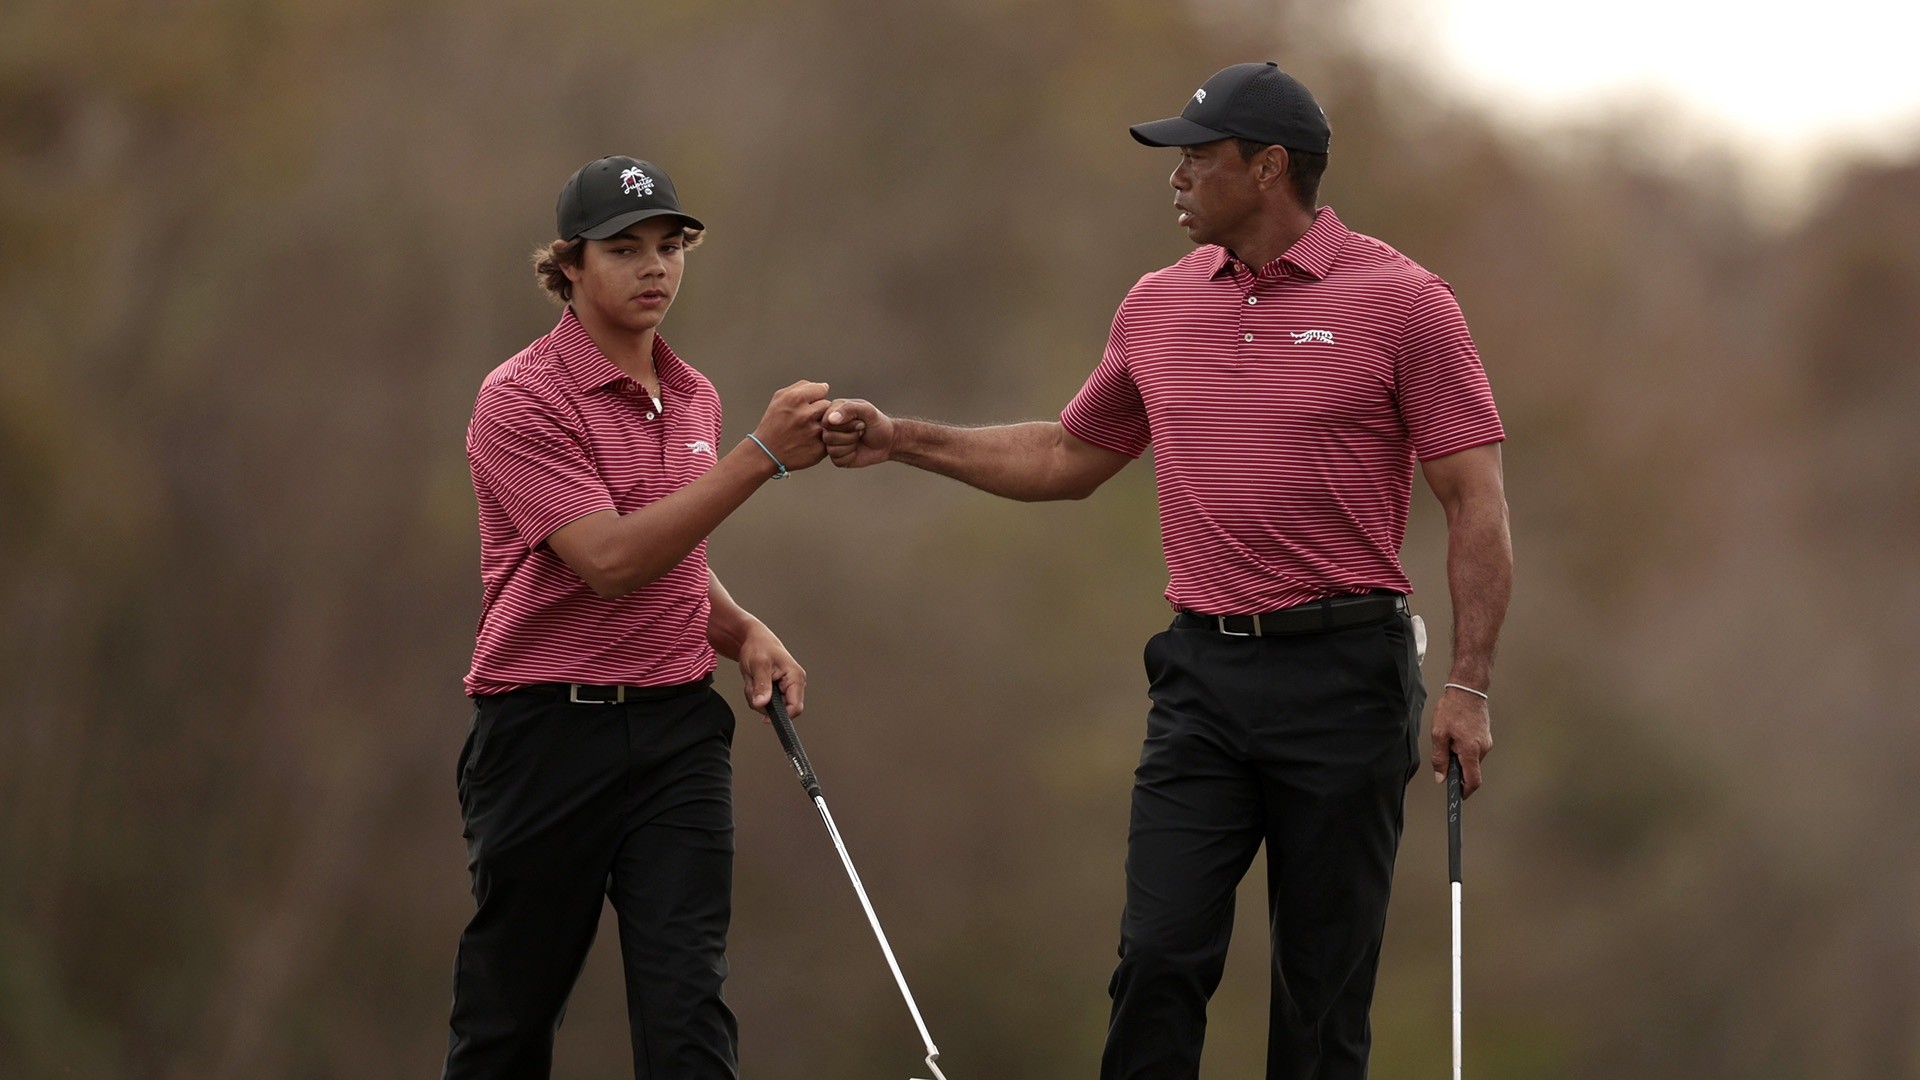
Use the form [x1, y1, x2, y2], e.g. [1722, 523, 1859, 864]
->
[767, 685, 951, 1080]
[1447, 751, 1463, 1080]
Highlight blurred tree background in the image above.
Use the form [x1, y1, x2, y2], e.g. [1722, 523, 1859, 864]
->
[3, 0, 1916, 1077]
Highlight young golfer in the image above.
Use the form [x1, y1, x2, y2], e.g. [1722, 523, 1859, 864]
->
[447, 155, 829, 1079]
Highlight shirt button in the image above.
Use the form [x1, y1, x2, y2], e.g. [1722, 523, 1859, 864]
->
[1243, 332, 1255, 343]
[645, 412, 656, 421]
[1246, 296, 1258, 305]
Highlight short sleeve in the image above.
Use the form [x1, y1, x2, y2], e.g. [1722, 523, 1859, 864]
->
[468, 384, 617, 549]
[1060, 305, 1150, 458]
[1396, 277, 1505, 461]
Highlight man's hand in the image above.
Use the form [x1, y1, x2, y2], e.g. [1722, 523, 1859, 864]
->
[752, 381, 833, 473]
[736, 622, 806, 719]
[1430, 689, 1491, 797]
[822, 398, 896, 468]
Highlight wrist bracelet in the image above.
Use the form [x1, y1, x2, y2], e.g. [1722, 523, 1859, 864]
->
[746, 434, 788, 480]
[1444, 682, 1490, 702]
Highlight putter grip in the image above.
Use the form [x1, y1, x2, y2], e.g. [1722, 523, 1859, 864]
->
[767, 685, 822, 800]
[1446, 754, 1463, 884]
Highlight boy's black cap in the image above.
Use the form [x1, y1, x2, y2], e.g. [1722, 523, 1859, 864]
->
[1130, 62, 1331, 154]
[555, 156, 705, 240]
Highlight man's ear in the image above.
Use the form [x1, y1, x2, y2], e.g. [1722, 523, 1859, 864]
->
[1258, 146, 1291, 191]
[562, 247, 586, 284]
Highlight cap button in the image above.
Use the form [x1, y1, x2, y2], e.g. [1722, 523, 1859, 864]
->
[1266, 61, 1277, 67]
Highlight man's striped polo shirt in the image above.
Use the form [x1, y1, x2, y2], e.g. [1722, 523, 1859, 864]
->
[1060, 206, 1505, 615]
[465, 308, 722, 695]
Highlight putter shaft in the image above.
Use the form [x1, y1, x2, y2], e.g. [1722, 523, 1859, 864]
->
[1448, 754, 1463, 1080]
[811, 794, 943, 1065]
[768, 688, 948, 1080]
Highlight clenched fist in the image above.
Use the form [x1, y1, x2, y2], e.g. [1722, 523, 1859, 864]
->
[752, 381, 832, 473]
[822, 398, 895, 469]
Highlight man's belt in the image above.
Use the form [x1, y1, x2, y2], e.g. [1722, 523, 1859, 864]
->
[517, 674, 713, 704]
[1174, 592, 1407, 637]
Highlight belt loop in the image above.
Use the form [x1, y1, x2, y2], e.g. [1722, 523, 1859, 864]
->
[1320, 597, 1334, 631]
[1250, 613, 1263, 637]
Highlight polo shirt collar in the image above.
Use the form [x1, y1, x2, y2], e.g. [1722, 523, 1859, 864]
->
[651, 334, 696, 394]
[1208, 206, 1349, 281]
[550, 307, 694, 394]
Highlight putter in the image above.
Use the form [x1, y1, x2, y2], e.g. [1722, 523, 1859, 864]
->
[767, 685, 951, 1080]
[1447, 752, 1463, 1080]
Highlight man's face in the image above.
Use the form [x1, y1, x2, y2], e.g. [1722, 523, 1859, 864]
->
[564, 217, 688, 334]
[1169, 139, 1264, 248]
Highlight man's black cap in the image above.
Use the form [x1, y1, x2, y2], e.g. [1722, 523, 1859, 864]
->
[555, 156, 705, 240]
[1129, 62, 1331, 154]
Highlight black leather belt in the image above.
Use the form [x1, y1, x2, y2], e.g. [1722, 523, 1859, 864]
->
[1174, 592, 1407, 637]
[519, 674, 713, 704]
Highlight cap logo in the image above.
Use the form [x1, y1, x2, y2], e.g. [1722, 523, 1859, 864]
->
[619, 166, 655, 197]
[1193, 88, 1207, 104]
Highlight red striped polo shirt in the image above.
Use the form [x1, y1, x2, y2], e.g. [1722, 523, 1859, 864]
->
[1061, 206, 1504, 614]
[464, 308, 724, 695]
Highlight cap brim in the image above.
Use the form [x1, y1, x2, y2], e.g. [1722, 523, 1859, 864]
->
[1129, 115, 1236, 147]
[577, 207, 706, 240]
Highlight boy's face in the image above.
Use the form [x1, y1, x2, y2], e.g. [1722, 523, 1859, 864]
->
[564, 217, 689, 335]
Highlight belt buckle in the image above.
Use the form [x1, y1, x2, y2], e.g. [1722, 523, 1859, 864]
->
[568, 684, 627, 704]
[1215, 614, 1262, 637]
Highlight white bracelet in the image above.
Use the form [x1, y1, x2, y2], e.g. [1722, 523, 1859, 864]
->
[1444, 682, 1490, 702]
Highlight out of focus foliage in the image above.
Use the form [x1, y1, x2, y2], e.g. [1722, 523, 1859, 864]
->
[2, 1, 1915, 1077]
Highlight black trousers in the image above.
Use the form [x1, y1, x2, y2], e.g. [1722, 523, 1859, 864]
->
[1102, 613, 1425, 1080]
[444, 680, 739, 1080]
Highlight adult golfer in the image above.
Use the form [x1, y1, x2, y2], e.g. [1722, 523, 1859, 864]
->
[823, 64, 1511, 1078]
[449, 155, 829, 1078]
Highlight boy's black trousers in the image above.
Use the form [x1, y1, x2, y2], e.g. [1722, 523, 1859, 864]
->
[443, 678, 738, 1080]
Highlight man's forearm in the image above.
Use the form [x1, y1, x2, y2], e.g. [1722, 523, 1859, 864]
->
[1444, 492, 1512, 689]
[891, 419, 1105, 501]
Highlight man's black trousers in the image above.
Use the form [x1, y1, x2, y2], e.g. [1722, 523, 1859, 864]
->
[1102, 611, 1426, 1080]
[444, 680, 739, 1080]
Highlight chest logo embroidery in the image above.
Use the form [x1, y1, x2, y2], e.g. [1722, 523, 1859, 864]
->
[1290, 329, 1335, 345]
[620, 166, 655, 197]
[685, 440, 715, 456]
